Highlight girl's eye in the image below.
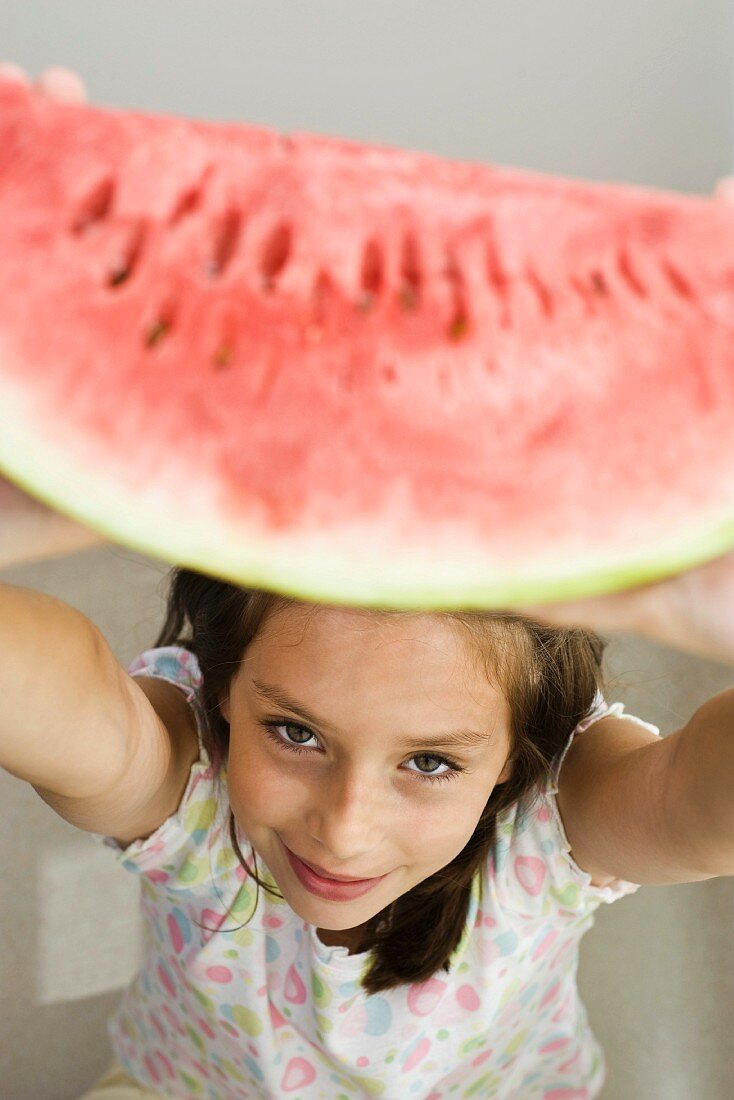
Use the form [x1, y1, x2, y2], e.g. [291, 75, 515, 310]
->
[260, 720, 464, 785]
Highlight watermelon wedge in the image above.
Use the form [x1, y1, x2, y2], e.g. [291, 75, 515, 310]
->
[1, 76, 734, 608]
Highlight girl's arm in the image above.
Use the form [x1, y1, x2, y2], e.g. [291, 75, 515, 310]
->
[0, 582, 198, 844]
[664, 686, 734, 877]
[558, 689, 734, 889]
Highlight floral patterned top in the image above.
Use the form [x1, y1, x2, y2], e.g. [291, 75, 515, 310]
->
[93, 646, 659, 1099]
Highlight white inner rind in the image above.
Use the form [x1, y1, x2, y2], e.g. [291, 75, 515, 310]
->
[2, 368, 734, 608]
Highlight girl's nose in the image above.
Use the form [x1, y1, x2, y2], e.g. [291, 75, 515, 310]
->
[305, 770, 384, 865]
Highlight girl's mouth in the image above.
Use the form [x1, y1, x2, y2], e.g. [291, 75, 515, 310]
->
[281, 840, 388, 901]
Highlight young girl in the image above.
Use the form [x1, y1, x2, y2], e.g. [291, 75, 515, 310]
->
[3, 556, 734, 1100]
[4, 64, 734, 1100]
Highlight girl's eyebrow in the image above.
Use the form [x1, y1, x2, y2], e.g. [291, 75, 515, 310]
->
[250, 679, 492, 751]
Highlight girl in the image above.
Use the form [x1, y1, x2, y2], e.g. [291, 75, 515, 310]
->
[4, 563, 734, 1100]
[4, 64, 734, 1100]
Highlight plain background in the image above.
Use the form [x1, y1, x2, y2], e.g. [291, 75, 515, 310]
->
[2, 2, 734, 1098]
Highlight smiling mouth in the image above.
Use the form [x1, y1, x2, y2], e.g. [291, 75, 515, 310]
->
[285, 844, 382, 882]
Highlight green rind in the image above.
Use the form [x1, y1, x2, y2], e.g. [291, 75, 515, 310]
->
[2, 374, 734, 609]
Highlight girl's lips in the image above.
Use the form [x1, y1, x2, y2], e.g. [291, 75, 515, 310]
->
[282, 841, 388, 901]
[298, 855, 375, 882]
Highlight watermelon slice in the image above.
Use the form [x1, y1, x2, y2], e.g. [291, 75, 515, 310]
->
[1, 76, 734, 608]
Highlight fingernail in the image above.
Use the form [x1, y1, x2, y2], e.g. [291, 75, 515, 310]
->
[37, 67, 86, 103]
[0, 63, 29, 84]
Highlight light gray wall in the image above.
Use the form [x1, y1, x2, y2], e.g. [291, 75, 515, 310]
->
[4, 0, 734, 192]
[2, 3, 734, 1099]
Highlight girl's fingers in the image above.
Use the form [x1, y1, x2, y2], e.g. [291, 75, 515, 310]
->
[714, 177, 734, 205]
[0, 62, 29, 83]
[37, 66, 87, 103]
[0, 62, 87, 102]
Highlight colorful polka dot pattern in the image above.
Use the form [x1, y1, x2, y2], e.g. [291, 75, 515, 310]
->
[91, 647, 659, 1099]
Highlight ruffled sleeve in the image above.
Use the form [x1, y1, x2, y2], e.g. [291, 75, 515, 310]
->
[89, 646, 231, 895]
[491, 692, 661, 919]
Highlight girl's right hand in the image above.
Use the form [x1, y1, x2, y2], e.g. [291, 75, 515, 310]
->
[0, 63, 105, 569]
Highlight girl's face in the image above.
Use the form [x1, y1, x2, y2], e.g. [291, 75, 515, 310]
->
[220, 606, 513, 948]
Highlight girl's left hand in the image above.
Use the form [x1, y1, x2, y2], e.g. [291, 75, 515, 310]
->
[517, 549, 734, 669]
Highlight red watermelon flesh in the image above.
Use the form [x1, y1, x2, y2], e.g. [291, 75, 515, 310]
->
[0, 76, 734, 608]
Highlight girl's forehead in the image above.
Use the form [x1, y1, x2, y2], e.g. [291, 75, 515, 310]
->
[258, 604, 480, 662]
[246, 604, 510, 710]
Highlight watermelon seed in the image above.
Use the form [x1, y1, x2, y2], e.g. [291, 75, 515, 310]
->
[208, 208, 243, 279]
[381, 364, 397, 384]
[260, 222, 292, 290]
[71, 176, 115, 234]
[145, 317, 173, 348]
[106, 221, 147, 290]
[589, 270, 608, 296]
[526, 268, 555, 318]
[213, 344, 234, 369]
[108, 265, 130, 287]
[398, 285, 418, 310]
[444, 248, 470, 340]
[449, 316, 469, 341]
[485, 240, 511, 327]
[617, 248, 647, 298]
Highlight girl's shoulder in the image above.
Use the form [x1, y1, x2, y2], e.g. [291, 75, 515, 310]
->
[128, 644, 204, 703]
[488, 693, 660, 921]
[91, 646, 236, 894]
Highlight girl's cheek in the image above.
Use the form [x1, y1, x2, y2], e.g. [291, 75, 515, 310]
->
[228, 750, 296, 822]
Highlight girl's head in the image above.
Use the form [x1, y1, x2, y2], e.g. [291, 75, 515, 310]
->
[155, 568, 607, 994]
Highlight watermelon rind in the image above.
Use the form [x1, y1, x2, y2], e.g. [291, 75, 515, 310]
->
[2, 371, 734, 610]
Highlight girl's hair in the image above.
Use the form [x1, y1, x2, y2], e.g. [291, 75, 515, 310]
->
[153, 566, 607, 995]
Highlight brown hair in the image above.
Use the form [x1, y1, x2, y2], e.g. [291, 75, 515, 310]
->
[153, 566, 607, 995]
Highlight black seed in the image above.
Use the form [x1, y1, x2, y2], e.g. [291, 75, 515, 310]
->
[399, 285, 418, 310]
[214, 344, 234, 368]
[145, 319, 171, 347]
[590, 270, 608, 295]
[449, 316, 469, 340]
[108, 266, 130, 288]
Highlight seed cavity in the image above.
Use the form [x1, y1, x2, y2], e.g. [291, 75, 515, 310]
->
[259, 221, 292, 291]
[569, 276, 596, 314]
[526, 267, 555, 318]
[662, 259, 695, 301]
[358, 238, 383, 311]
[207, 208, 243, 279]
[398, 231, 422, 310]
[144, 302, 176, 348]
[71, 176, 115, 234]
[617, 247, 647, 298]
[485, 239, 510, 327]
[169, 166, 213, 225]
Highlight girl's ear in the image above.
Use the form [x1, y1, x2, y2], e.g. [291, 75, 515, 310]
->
[219, 694, 231, 723]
